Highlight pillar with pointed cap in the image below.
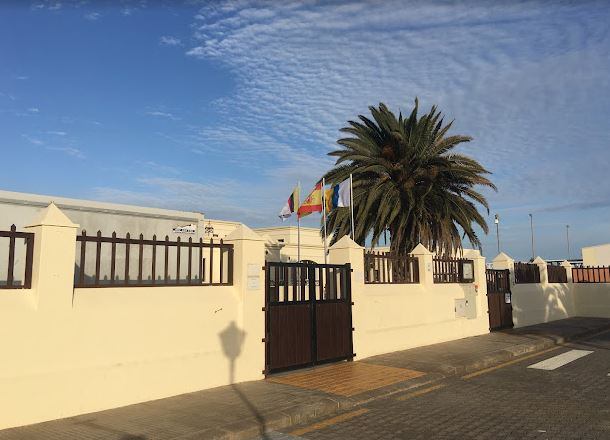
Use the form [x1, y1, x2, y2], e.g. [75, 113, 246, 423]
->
[24, 202, 79, 312]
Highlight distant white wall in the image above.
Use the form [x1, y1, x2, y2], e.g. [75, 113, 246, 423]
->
[582, 243, 610, 266]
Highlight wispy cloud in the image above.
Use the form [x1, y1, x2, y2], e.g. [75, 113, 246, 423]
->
[45, 146, 85, 159]
[14, 76, 29, 80]
[93, 177, 275, 224]
[84, 12, 101, 21]
[160, 35, 182, 46]
[22, 134, 43, 145]
[145, 110, 180, 121]
[186, 0, 610, 213]
[22, 132, 84, 159]
[28, 107, 39, 113]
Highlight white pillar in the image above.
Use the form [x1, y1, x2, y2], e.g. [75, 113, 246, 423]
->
[224, 224, 266, 383]
[24, 203, 78, 313]
[411, 243, 434, 287]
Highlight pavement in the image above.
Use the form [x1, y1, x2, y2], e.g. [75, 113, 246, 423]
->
[1, 317, 609, 440]
[272, 325, 610, 439]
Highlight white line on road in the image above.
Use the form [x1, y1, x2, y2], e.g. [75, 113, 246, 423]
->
[528, 349, 593, 371]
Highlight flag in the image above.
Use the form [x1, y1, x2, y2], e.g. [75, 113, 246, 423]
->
[324, 178, 351, 212]
[278, 186, 299, 220]
[297, 181, 323, 218]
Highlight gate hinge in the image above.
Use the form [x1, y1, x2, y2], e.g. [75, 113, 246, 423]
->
[351, 302, 355, 306]
[262, 307, 266, 311]
[261, 338, 265, 343]
[351, 327, 355, 331]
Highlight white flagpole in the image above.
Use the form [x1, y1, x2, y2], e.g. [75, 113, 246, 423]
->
[350, 173, 355, 242]
[297, 181, 301, 263]
[322, 178, 328, 265]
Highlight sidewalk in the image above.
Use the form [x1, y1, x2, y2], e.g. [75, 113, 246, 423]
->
[1, 317, 609, 440]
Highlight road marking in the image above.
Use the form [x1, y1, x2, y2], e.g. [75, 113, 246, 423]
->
[396, 384, 446, 401]
[527, 349, 593, 370]
[461, 346, 561, 379]
[289, 408, 369, 436]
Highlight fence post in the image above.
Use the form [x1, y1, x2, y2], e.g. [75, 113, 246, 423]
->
[328, 236, 364, 282]
[411, 243, 433, 287]
[224, 224, 265, 382]
[561, 260, 573, 283]
[533, 256, 548, 284]
[463, 249, 488, 318]
[23, 203, 78, 312]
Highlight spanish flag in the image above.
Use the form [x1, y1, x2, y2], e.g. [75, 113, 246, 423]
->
[297, 181, 323, 218]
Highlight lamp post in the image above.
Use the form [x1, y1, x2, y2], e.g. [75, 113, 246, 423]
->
[566, 224, 571, 260]
[494, 214, 500, 254]
[529, 213, 535, 261]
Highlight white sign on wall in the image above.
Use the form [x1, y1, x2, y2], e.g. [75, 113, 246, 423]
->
[172, 224, 197, 234]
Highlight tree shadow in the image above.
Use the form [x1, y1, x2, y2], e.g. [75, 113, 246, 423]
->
[219, 321, 269, 439]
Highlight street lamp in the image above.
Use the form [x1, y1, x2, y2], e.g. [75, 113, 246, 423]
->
[566, 225, 571, 260]
[494, 214, 500, 254]
[529, 213, 535, 261]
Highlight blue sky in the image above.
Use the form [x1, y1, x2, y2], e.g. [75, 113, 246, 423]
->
[1, 0, 610, 261]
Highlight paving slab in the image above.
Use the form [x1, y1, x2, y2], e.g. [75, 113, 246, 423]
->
[1, 317, 609, 440]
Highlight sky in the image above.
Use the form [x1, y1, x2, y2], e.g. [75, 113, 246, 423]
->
[1, 0, 610, 261]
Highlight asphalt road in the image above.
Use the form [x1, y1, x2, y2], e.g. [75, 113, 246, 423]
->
[268, 330, 610, 440]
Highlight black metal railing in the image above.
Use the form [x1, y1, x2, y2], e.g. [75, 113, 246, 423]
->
[0, 225, 34, 289]
[364, 251, 419, 284]
[75, 230, 233, 288]
[514, 262, 540, 284]
[433, 256, 475, 283]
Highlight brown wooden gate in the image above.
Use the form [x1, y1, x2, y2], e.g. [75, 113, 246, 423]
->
[264, 261, 354, 374]
[486, 269, 513, 331]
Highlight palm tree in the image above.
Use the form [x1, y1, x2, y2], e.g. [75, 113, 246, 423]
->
[324, 99, 496, 256]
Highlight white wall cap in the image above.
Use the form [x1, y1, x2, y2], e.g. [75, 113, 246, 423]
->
[492, 252, 514, 263]
[533, 256, 546, 264]
[411, 243, 432, 255]
[225, 224, 265, 242]
[329, 235, 363, 250]
[560, 260, 573, 268]
[24, 202, 79, 229]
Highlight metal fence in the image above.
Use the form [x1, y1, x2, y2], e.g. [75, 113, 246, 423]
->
[572, 266, 610, 283]
[433, 256, 475, 284]
[547, 265, 568, 283]
[364, 251, 419, 284]
[514, 262, 540, 284]
[0, 225, 34, 289]
[75, 230, 233, 288]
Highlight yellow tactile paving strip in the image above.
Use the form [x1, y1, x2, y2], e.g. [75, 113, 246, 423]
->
[267, 362, 425, 397]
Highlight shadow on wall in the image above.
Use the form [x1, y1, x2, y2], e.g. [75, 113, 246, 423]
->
[218, 321, 270, 439]
[511, 283, 574, 327]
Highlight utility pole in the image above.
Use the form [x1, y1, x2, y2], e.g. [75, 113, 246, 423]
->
[529, 213, 535, 261]
[494, 214, 500, 254]
[566, 224, 571, 260]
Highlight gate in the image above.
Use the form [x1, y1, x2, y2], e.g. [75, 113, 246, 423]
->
[264, 261, 354, 374]
[485, 269, 513, 330]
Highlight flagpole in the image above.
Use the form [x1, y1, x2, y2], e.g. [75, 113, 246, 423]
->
[322, 178, 328, 265]
[350, 173, 355, 242]
[297, 181, 301, 263]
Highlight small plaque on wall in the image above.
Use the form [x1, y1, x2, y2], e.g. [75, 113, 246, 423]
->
[247, 264, 260, 277]
[247, 277, 260, 290]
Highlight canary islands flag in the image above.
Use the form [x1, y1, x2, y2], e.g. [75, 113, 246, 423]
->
[297, 181, 323, 218]
[324, 178, 351, 212]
